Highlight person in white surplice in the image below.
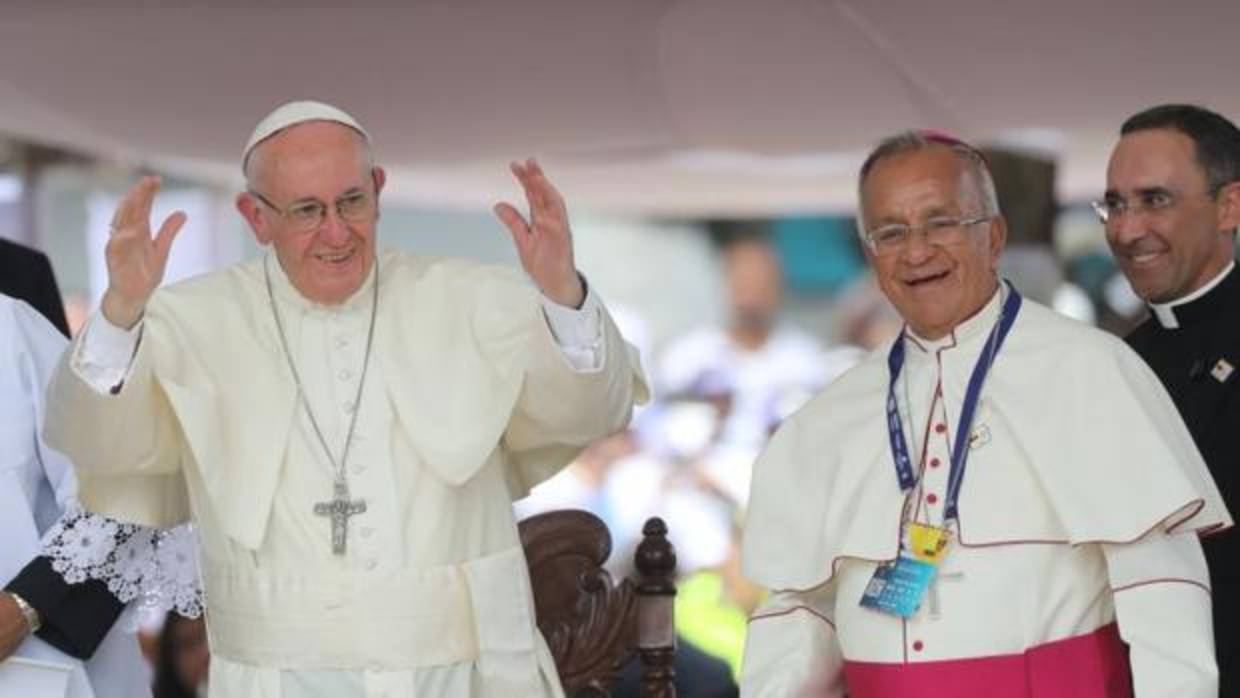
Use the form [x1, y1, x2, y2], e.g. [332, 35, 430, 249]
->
[0, 294, 159, 698]
[42, 100, 648, 698]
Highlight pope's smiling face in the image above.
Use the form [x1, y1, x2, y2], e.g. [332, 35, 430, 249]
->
[238, 121, 385, 306]
[1105, 128, 1237, 304]
[861, 146, 1005, 340]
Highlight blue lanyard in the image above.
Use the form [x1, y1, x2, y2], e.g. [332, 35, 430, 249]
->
[885, 282, 1022, 522]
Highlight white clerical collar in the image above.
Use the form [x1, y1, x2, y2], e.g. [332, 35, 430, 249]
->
[905, 283, 1004, 354]
[266, 250, 378, 314]
[1148, 261, 1236, 330]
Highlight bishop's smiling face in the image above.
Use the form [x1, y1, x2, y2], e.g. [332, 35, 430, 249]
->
[860, 146, 1006, 340]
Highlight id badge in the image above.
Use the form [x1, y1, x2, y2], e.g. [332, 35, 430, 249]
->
[859, 554, 937, 618]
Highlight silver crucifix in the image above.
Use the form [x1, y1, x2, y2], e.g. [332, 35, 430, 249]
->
[314, 480, 367, 555]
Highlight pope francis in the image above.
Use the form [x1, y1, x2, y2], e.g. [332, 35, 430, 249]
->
[42, 100, 648, 698]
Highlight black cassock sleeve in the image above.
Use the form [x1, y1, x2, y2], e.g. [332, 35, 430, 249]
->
[4, 555, 125, 659]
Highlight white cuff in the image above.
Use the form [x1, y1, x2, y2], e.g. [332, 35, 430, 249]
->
[72, 311, 143, 394]
[540, 282, 604, 372]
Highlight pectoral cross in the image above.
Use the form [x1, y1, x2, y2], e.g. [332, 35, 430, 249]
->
[926, 570, 965, 620]
[314, 480, 367, 555]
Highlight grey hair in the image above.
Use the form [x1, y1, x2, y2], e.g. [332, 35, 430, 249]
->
[855, 130, 1000, 232]
[243, 123, 376, 192]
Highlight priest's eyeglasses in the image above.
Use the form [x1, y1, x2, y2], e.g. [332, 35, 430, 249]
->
[1089, 187, 1222, 224]
[1090, 189, 1177, 224]
[862, 215, 991, 256]
[249, 189, 375, 233]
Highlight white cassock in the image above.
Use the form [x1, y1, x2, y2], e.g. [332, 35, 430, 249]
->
[0, 295, 150, 698]
[740, 287, 1229, 698]
[43, 248, 648, 698]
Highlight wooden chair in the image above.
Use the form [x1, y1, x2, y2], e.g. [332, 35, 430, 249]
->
[519, 510, 678, 698]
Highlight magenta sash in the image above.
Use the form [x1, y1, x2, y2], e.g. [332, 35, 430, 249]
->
[842, 623, 1132, 698]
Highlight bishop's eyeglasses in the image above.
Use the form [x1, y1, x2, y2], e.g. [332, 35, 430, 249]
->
[862, 215, 992, 257]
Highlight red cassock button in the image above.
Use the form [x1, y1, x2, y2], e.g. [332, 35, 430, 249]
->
[913, 640, 924, 652]
[934, 423, 947, 434]
[926, 493, 938, 505]
[929, 457, 941, 468]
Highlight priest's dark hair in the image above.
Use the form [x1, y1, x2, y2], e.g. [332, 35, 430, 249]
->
[1121, 104, 1240, 197]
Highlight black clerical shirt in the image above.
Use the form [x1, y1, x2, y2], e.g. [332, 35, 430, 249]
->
[1126, 260, 1240, 689]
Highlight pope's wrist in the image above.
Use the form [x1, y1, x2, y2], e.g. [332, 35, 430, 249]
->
[543, 272, 585, 309]
[101, 289, 146, 330]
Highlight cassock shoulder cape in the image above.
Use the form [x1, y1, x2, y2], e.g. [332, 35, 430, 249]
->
[743, 298, 1230, 592]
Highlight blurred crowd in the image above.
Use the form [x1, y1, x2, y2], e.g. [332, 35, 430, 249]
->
[516, 236, 887, 695]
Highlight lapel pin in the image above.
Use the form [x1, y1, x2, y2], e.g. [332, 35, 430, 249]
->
[1211, 358, 1235, 384]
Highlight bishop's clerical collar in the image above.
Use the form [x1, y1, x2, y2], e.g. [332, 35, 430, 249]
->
[1148, 260, 1236, 330]
[905, 282, 1004, 354]
[266, 249, 379, 314]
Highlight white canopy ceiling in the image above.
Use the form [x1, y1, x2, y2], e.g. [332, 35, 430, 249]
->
[1, 0, 1236, 216]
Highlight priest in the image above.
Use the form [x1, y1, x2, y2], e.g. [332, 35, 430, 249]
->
[1102, 103, 1240, 694]
[43, 100, 647, 698]
[740, 130, 1227, 697]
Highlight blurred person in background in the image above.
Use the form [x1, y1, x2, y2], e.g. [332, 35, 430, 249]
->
[153, 613, 209, 698]
[998, 245, 1097, 325]
[741, 130, 1226, 697]
[832, 273, 903, 351]
[657, 237, 860, 516]
[1102, 102, 1240, 694]
[658, 236, 839, 455]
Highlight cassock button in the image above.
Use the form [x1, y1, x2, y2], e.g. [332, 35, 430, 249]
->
[912, 640, 924, 652]
[934, 423, 947, 434]
[926, 493, 938, 505]
[338, 369, 353, 380]
[929, 457, 941, 469]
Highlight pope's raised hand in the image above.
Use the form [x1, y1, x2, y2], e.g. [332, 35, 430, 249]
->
[493, 159, 584, 308]
[101, 176, 187, 329]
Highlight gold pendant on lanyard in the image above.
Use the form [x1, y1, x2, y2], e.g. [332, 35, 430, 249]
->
[906, 522, 952, 564]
